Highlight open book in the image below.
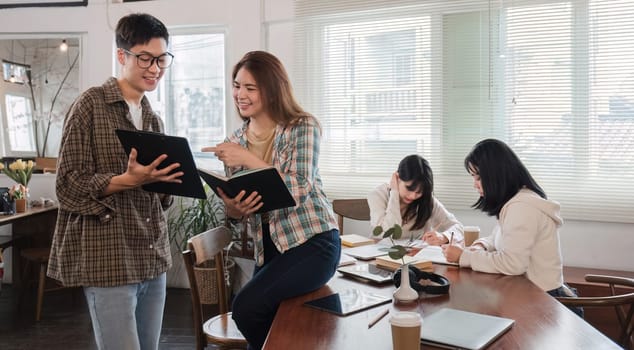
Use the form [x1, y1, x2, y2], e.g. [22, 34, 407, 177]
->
[412, 246, 458, 266]
[337, 252, 357, 267]
[198, 167, 296, 214]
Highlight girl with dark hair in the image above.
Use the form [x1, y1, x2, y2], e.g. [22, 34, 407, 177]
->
[202, 51, 340, 350]
[368, 154, 464, 246]
[443, 139, 582, 316]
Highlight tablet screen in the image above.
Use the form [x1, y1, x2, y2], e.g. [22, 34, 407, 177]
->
[303, 289, 391, 316]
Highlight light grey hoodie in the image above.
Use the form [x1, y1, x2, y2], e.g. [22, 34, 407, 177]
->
[459, 188, 564, 292]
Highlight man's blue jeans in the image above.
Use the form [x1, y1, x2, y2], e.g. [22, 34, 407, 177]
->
[83, 273, 166, 350]
[232, 228, 341, 350]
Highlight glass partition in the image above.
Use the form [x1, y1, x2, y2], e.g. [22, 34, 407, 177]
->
[0, 35, 81, 158]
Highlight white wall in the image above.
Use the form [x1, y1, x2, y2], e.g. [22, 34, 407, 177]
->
[0, 0, 631, 276]
[0, 0, 264, 131]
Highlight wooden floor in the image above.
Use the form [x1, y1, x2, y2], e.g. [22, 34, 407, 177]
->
[0, 284, 199, 349]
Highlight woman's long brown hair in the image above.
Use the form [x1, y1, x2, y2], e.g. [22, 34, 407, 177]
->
[232, 51, 317, 127]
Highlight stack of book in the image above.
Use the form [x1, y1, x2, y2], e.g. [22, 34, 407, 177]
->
[374, 255, 432, 272]
[340, 234, 375, 247]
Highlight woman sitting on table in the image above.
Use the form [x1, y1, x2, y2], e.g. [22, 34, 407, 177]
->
[202, 50, 340, 350]
[443, 139, 582, 316]
[368, 154, 464, 246]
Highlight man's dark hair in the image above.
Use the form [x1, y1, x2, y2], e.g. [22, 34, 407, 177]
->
[115, 13, 169, 50]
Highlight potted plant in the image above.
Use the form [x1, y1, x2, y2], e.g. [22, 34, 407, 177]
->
[167, 185, 228, 288]
[372, 224, 419, 303]
[1, 159, 35, 213]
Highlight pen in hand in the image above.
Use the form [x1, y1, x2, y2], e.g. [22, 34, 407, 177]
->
[449, 232, 454, 246]
[368, 308, 389, 329]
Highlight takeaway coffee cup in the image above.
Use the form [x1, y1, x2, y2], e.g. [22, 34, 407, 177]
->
[464, 226, 480, 247]
[389, 311, 422, 350]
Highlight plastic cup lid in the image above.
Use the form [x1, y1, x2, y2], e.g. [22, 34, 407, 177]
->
[389, 311, 422, 327]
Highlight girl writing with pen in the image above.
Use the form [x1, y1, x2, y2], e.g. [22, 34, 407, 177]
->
[367, 154, 464, 247]
[442, 139, 582, 317]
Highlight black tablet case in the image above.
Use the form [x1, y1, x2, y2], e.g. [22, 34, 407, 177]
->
[115, 129, 206, 199]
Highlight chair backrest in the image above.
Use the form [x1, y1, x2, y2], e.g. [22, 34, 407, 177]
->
[557, 274, 634, 349]
[332, 199, 371, 235]
[183, 226, 233, 348]
[34, 157, 57, 174]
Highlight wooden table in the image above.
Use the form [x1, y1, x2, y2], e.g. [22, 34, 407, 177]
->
[0, 205, 58, 286]
[263, 264, 621, 349]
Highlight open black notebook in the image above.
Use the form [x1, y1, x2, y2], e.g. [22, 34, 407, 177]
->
[198, 167, 296, 214]
[115, 129, 206, 199]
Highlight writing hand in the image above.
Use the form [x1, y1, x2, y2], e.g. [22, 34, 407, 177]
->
[442, 244, 463, 263]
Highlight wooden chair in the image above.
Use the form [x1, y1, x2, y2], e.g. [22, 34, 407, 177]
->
[556, 274, 634, 349]
[20, 247, 68, 321]
[182, 226, 247, 350]
[332, 199, 370, 234]
[34, 157, 57, 174]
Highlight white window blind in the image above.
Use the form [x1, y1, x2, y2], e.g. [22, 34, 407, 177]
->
[269, 0, 634, 223]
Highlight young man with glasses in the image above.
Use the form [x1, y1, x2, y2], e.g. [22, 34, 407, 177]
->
[48, 13, 182, 350]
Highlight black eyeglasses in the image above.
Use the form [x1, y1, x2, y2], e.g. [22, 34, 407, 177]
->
[121, 48, 174, 69]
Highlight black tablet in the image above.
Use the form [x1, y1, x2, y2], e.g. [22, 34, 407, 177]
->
[115, 129, 206, 199]
[337, 263, 393, 284]
[303, 289, 391, 316]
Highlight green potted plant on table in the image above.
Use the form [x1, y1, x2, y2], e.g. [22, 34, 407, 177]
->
[373, 224, 419, 303]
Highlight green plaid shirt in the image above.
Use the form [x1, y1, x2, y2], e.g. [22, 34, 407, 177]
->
[47, 77, 172, 287]
[227, 117, 338, 266]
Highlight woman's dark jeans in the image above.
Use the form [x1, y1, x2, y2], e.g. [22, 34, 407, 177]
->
[548, 283, 584, 318]
[232, 226, 341, 350]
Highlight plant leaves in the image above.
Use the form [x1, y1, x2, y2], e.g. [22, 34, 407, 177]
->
[384, 227, 394, 238]
[392, 224, 403, 240]
[387, 245, 407, 260]
[167, 186, 226, 250]
[372, 226, 383, 236]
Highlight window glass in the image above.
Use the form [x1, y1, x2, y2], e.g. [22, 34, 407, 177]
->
[286, 0, 634, 222]
[5, 94, 36, 152]
[148, 32, 226, 171]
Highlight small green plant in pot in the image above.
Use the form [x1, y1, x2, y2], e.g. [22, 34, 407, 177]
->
[168, 185, 226, 251]
[372, 224, 407, 263]
[373, 224, 418, 303]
